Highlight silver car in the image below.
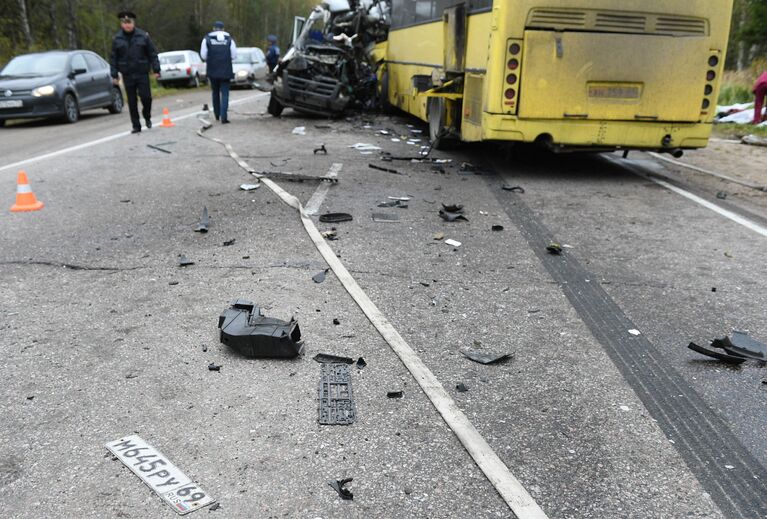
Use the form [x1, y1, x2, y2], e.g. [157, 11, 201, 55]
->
[232, 47, 268, 88]
[158, 50, 206, 87]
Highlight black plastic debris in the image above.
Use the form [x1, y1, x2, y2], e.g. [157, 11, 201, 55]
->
[313, 269, 329, 283]
[456, 383, 469, 392]
[169, 281, 179, 285]
[387, 391, 404, 399]
[314, 353, 354, 364]
[208, 363, 221, 371]
[461, 349, 512, 365]
[356, 357, 367, 369]
[442, 203, 463, 213]
[218, 299, 304, 358]
[712, 331, 767, 361]
[194, 206, 210, 233]
[716, 191, 728, 200]
[439, 203, 467, 222]
[328, 478, 354, 500]
[491, 225, 504, 231]
[209, 502, 221, 511]
[319, 363, 357, 425]
[319, 213, 353, 223]
[688, 342, 746, 365]
[202, 103, 209, 111]
[332, 318, 341, 325]
[223, 238, 236, 246]
[147, 144, 171, 154]
[546, 243, 563, 255]
[369, 163, 402, 175]
[313, 144, 328, 155]
[178, 254, 195, 267]
[502, 184, 525, 193]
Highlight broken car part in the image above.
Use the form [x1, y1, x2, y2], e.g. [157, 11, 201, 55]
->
[218, 299, 304, 358]
[254, 169, 338, 183]
[178, 254, 195, 267]
[356, 357, 366, 369]
[313, 268, 330, 283]
[387, 390, 404, 399]
[194, 206, 210, 232]
[491, 225, 504, 231]
[688, 342, 746, 365]
[314, 353, 354, 364]
[460, 349, 512, 365]
[369, 163, 402, 175]
[711, 331, 767, 361]
[502, 184, 525, 193]
[208, 363, 221, 371]
[546, 243, 563, 255]
[313, 144, 328, 155]
[223, 238, 235, 246]
[328, 478, 354, 500]
[240, 183, 260, 191]
[319, 212, 353, 223]
[319, 363, 357, 425]
[444, 239, 461, 247]
[146, 144, 172, 154]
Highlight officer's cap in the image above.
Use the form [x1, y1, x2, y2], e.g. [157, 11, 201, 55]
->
[213, 21, 225, 29]
[118, 11, 136, 21]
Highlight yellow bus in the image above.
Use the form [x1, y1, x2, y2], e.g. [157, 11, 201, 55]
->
[380, 0, 733, 153]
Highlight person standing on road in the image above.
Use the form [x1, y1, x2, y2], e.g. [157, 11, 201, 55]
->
[201, 21, 237, 124]
[109, 11, 160, 134]
[753, 70, 767, 125]
[266, 34, 280, 73]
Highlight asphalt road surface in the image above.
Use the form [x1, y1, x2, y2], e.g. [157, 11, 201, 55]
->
[1, 89, 766, 519]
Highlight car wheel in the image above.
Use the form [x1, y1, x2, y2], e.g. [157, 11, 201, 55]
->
[190, 74, 200, 88]
[267, 93, 283, 117]
[0, 119, 5, 128]
[107, 87, 124, 114]
[62, 93, 79, 124]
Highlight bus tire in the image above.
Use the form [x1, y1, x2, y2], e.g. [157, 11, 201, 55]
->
[428, 97, 450, 150]
[268, 93, 284, 117]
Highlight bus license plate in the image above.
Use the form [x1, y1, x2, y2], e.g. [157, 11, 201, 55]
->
[105, 435, 215, 515]
[0, 100, 23, 108]
[588, 83, 641, 100]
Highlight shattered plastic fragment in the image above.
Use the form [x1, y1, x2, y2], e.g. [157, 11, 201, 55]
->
[456, 383, 469, 392]
[715, 331, 767, 361]
[369, 163, 402, 175]
[292, 126, 306, 135]
[546, 243, 563, 255]
[372, 212, 399, 222]
[688, 342, 746, 364]
[313, 269, 329, 283]
[240, 183, 260, 191]
[178, 254, 195, 267]
[445, 239, 461, 247]
[319, 363, 357, 425]
[313, 144, 328, 155]
[328, 478, 354, 500]
[194, 206, 210, 232]
[502, 184, 525, 193]
[439, 210, 468, 222]
[314, 353, 354, 364]
[223, 238, 236, 246]
[319, 213, 353, 223]
[387, 391, 404, 399]
[218, 299, 304, 358]
[356, 357, 367, 369]
[491, 225, 504, 231]
[208, 363, 221, 371]
[349, 143, 381, 151]
[461, 349, 512, 365]
[628, 329, 641, 336]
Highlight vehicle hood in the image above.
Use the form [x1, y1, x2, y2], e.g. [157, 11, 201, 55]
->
[232, 64, 254, 72]
[0, 74, 63, 90]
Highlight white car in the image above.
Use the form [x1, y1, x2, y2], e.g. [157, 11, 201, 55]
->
[158, 50, 206, 87]
[232, 47, 268, 88]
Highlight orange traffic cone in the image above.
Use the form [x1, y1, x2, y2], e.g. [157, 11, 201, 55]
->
[159, 107, 175, 128]
[10, 171, 44, 212]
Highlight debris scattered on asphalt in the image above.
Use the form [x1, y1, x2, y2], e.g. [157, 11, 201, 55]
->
[218, 299, 304, 358]
[208, 363, 221, 371]
[313, 269, 330, 283]
[314, 353, 354, 364]
[456, 383, 469, 392]
[209, 502, 221, 512]
[724, 251, 734, 258]
[444, 239, 462, 247]
[168, 281, 179, 285]
[119, 199, 131, 203]
[319, 213, 353, 223]
[240, 183, 260, 191]
[546, 243, 563, 255]
[439, 203, 468, 222]
[146, 143, 172, 154]
[433, 232, 445, 241]
[372, 212, 399, 222]
[194, 206, 210, 233]
[387, 391, 404, 399]
[502, 184, 525, 193]
[356, 357, 367, 369]
[319, 363, 357, 425]
[292, 126, 306, 135]
[178, 254, 195, 267]
[491, 225, 504, 231]
[328, 478, 354, 500]
[716, 191, 728, 200]
[460, 349, 512, 365]
[333, 318, 340, 325]
[321, 230, 338, 240]
[628, 329, 641, 336]
[349, 143, 381, 152]
[688, 342, 746, 365]
[377, 199, 408, 208]
[202, 344, 208, 352]
[369, 163, 402, 175]
[223, 238, 236, 246]
[688, 331, 767, 364]
[313, 144, 328, 155]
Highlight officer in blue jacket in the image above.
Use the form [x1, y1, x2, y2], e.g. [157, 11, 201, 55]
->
[110, 11, 160, 133]
[266, 35, 280, 72]
[201, 21, 237, 124]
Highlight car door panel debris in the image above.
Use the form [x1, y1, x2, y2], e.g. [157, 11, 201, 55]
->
[218, 299, 304, 358]
[194, 206, 210, 233]
[460, 349, 512, 365]
[328, 478, 354, 500]
[319, 363, 357, 425]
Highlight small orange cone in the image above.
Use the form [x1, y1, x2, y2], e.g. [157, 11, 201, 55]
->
[10, 171, 44, 212]
[159, 107, 175, 128]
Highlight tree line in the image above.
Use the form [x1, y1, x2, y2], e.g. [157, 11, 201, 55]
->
[0, 0, 315, 66]
[729, 0, 767, 71]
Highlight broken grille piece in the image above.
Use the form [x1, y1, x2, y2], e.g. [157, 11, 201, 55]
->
[319, 363, 357, 425]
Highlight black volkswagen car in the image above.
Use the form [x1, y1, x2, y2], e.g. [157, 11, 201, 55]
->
[0, 50, 123, 126]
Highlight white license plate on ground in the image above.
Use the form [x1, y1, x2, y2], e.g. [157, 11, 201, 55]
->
[0, 100, 22, 108]
[105, 435, 215, 515]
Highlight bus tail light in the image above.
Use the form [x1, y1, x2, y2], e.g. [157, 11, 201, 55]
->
[701, 51, 721, 116]
[503, 39, 522, 114]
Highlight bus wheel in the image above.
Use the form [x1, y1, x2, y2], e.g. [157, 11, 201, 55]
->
[268, 94, 284, 117]
[428, 97, 450, 150]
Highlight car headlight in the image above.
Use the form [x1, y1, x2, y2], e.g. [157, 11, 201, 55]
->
[236, 70, 248, 78]
[32, 85, 55, 97]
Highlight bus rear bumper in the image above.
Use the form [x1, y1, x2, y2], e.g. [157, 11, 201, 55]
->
[480, 114, 712, 150]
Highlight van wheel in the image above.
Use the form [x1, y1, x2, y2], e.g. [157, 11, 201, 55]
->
[268, 93, 283, 117]
[62, 93, 79, 123]
[190, 74, 200, 88]
[107, 87, 124, 113]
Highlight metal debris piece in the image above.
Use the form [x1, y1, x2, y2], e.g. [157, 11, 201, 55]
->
[372, 212, 399, 222]
[178, 254, 195, 267]
[546, 243, 563, 255]
[369, 163, 402, 175]
[313, 269, 329, 283]
[328, 478, 354, 500]
[223, 239, 235, 246]
[356, 357, 367, 369]
[502, 184, 525, 193]
[218, 299, 303, 358]
[713, 331, 767, 361]
[313, 144, 328, 155]
[314, 353, 354, 364]
[319, 363, 357, 425]
[387, 390, 404, 399]
[208, 363, 221, 371]
[255, 169, 338, 183]
[688, 342, 746, 365]
[461, 349, 512, 365]
[491, 225, 504, 231]
[456, 383, 469, 392]
[194, 206, 210, 233]
[319, 213, 353, 223]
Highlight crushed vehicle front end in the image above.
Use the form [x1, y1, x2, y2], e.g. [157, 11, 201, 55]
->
[269, 0, 390, 117]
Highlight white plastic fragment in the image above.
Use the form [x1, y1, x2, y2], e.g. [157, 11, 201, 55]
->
[628, 329, 641, 336]
[292, 126, 306, 135]
[619, 405, 630, 411]
[239, 184, 260, 191]
[725, 465, 735, 470]
[349, 143, 382, 151]
[445, 239, 462, 247]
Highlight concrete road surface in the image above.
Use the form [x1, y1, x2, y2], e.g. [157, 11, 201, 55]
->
[1, 89, 766, 519]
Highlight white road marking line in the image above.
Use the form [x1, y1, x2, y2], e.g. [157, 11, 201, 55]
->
[608, 155, 767, 239]
[0, 93, 268, 174]
[303, 163, 342, 216]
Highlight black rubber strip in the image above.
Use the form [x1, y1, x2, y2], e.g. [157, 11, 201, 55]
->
[492, 185, 767, 518]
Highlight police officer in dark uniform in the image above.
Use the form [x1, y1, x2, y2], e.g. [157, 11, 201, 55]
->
[201, 21, 237, 123]
[110, 11, 160, 133]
